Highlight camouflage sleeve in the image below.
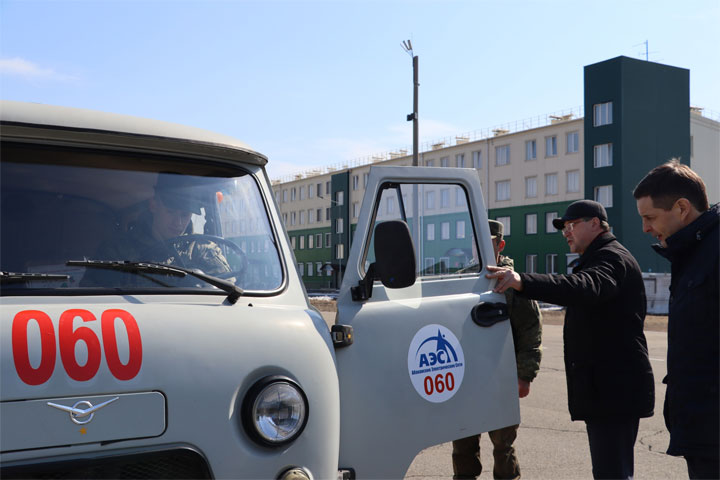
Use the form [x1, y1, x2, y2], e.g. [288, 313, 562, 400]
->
[505, 289, 543, 382]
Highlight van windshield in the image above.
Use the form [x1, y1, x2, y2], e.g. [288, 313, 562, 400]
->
[0, 143, 283, 295]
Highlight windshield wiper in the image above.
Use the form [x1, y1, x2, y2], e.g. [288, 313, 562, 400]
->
[1, 271, 71, 284]
[67, 260, 244, 304]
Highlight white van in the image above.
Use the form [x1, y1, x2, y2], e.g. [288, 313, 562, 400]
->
[0, 100, 518, 479]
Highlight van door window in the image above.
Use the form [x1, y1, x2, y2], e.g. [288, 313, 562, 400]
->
[363, 182, 481, 277]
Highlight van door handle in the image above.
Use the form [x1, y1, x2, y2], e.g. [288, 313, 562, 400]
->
[471, 302, 509, 327]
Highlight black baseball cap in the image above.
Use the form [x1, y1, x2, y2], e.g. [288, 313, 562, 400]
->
[552, 200, 608, 230]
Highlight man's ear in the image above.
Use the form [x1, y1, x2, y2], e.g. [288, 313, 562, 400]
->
[498, 239, 506, 253]
[674, 198, 694, 220]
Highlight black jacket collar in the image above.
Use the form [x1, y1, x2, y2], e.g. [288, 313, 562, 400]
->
[574, 231, 616, 270]
[652, 203, 720, 262]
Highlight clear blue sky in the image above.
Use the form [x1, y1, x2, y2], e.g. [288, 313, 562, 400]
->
[2, 0, 718, 180]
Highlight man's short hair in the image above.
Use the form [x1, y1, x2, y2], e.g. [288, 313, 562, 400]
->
[633, 159, 709, 212]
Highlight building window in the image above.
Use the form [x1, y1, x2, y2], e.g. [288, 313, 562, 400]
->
[316, 208, 322, 223]
[325, 232, 331, 248]
[282, 190, 288, 202]
[426, 159, 434, 167]
[545, 173, 558, 196]
[298, 263, 304, 276]
[363, 173, 369, 187]
[307, 262, 313, 276]
[424, 258, 435, 275]
[526, 254, 537, 273]
[441, 222, 450, 240]
[299, 186, 306, 200]
[426, 191, 436, 209]
[526, 213, 537, 234]
[325, 181, 331, 195]
[546, 212, 558, 233]
[594, 143, 613, 168]
[496, 180, 511, 201]
[308, 185, 314, 199]
[299, 210, 306, 225]
[335, 191, 344, 206]
[496, 216, 511, 236]
[291, 236, 296, 249]
[290, 188, 297, 201]
[439, 257, 449, 274]
[496, 145, 510, 166]
[352, 175, 359, 190]
[325, 262, 332, 276]
[308, 209, 315, 224]
[336, 218, 344, 234]
[456, 220, 466, 239]
[472, 151, 482, 169]
[426, 223, 435, 241]
[299, 235, 305, 249]
[594, 185, 613, 208]
[545, 136, 557, 157]
[336, 244, 344, 260]
[315, 233, 322, 248]
[440, 157, 449, 167]
[567, 170, 580, 193]
[456, 188, 466, 207]
[567, 131, 579, 153]
[316, 262, 323, 276]
[525, 176, 537, 198]
[440, 189, 450, 208]
[546, 254, 557, 274]
[326, 208, 330, 221]
[456, 153, 465, 167]
[525, 140, 537, 161]
[290, 212, 297, 226]
[593, 101, 613, 126]
[353, 202, 360, 218]
[316, 183, 322, 197]
[308, 234, 314, 249]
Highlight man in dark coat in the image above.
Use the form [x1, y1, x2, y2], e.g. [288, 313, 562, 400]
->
[634, 159, 719, 479]
[487, 200, 655, 480]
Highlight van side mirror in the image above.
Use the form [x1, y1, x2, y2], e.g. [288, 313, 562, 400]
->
[351, 220, 416, 301]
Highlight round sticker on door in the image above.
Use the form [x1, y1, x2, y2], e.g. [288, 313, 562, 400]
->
[408, 324, 465, 403]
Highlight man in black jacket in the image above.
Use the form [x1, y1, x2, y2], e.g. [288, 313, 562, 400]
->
[634, 160, 719, 479]
[487, 200, 655, 480]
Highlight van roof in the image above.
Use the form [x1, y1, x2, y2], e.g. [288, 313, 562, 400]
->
[0, 100, 268, 166]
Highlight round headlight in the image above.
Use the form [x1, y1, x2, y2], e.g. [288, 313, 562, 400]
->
[242, 376, 309, 446]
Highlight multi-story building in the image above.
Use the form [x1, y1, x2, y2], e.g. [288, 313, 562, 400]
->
[272, 56, 719, 295]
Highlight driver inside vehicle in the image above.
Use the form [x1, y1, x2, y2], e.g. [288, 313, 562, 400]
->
[81, 173, 231, 287]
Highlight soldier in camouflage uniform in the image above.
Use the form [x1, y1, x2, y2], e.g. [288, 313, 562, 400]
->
[452, 220, 542, 480]
[82, 174, 230, 286]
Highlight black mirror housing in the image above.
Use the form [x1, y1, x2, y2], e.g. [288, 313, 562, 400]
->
[374, 220, 416, 289]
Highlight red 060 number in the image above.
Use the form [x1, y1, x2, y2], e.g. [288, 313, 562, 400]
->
[423, 372, 455, 396]
[12, 309, 143, 385]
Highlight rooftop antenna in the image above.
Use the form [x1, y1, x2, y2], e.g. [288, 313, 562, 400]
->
[634, 40, 658, 61]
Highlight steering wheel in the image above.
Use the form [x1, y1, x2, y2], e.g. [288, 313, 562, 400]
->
[156, 234, 248, 280]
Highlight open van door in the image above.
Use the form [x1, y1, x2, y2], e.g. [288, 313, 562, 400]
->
[335, 166, 519, 478]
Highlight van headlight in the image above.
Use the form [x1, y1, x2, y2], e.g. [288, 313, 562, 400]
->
[242, 376, 309, 446]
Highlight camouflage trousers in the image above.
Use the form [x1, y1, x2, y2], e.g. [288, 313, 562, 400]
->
[452, 424, 521, 479]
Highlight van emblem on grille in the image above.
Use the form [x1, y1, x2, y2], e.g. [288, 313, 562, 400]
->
[47, 397, 119, 425]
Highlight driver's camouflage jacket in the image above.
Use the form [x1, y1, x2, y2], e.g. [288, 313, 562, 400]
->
[80, 212, 230, 286]
[499, 255, 543, 383]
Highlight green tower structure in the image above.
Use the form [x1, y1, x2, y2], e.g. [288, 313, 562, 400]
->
[584, 56, 690, 273]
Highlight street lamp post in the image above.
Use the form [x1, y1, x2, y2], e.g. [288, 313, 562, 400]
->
[402, 40, 419, 167]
